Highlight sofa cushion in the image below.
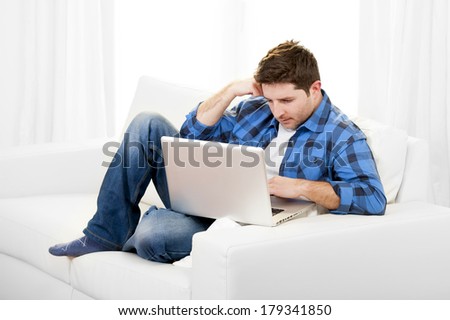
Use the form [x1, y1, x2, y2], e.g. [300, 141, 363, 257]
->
[0, 194, 97, 284]
[71, 251, 192, 299]
[351, 116, 408, 203]
[0, 253, 74, 299]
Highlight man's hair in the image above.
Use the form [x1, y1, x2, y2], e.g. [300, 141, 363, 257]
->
[254, 40, 321, 95]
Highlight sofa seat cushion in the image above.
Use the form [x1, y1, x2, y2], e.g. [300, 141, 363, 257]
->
[0, 193, 192, 300]
[71, 251, 192, 299]
[0, 193, 98, 284]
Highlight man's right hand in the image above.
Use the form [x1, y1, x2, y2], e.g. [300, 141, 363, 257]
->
[228, 78, 263, 97]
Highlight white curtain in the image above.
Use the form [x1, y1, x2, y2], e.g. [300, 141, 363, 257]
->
[359, 0, 450, 207]
[0, 0, 115, 147]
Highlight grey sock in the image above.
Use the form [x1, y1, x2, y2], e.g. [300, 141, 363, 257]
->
[49, 235, 110, 257]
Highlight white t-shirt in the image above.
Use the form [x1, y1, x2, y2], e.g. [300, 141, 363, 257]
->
[265, 125, 296, 179]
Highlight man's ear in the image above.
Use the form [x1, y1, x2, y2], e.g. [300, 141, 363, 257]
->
[309, 80, 322, 95]
[253, 81, 263, 97]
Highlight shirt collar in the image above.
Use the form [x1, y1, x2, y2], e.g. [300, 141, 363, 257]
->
[298, 89, 331, 133]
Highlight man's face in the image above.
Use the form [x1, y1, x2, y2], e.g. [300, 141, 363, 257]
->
[262, 82, 321, 130]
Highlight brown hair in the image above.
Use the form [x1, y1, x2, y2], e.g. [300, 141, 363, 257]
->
[254, 40, 321, 95]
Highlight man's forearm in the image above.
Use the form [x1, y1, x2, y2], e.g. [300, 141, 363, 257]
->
[196, 84, 237, 126]
[300, 179, 340, 210]
[196, 79, 263, 126]
[268, 176, 340, 210]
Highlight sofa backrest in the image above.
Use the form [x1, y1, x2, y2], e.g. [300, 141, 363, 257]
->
[127, 76, 433, 206]
[123, 76, 211, 135]
[396, 136, 434, 203]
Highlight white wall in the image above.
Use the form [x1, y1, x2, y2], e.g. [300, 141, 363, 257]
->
[115, 0, 359, 132]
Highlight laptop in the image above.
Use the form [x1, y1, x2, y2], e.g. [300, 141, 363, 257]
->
[161, 136, 316, 226]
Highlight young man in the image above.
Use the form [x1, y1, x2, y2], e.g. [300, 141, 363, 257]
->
[49, 40, 386, 263]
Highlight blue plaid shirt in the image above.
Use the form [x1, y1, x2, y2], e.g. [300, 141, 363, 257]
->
[180, 90, 386, 215]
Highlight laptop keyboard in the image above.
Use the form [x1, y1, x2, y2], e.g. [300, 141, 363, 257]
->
[271, 207, 285, 216]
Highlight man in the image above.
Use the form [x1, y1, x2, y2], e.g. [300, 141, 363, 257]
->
[49, 40, 386, 263]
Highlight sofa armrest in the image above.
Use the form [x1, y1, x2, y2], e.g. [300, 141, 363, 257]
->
[0, 138, 110, 198]
[191, 202, 450, 299]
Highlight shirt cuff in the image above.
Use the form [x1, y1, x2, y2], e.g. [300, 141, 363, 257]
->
[183, 106, 218, 139]
[329, 181, 353, 214]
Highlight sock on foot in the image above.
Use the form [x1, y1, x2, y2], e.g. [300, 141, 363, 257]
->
[49, 235, 111, 257]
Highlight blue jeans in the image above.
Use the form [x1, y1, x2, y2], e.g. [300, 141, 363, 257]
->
[84, 112, 214, 263]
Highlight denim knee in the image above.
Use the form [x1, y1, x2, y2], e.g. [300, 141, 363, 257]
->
[128, 209, 175, 263]
[127, 112, 171, 135]
[124, 206, 212, 263]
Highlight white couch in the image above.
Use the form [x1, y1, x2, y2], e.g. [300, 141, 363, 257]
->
[1, 76, 449, 299]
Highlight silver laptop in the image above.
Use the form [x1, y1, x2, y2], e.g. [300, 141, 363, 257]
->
[161, 136, 316, 226]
